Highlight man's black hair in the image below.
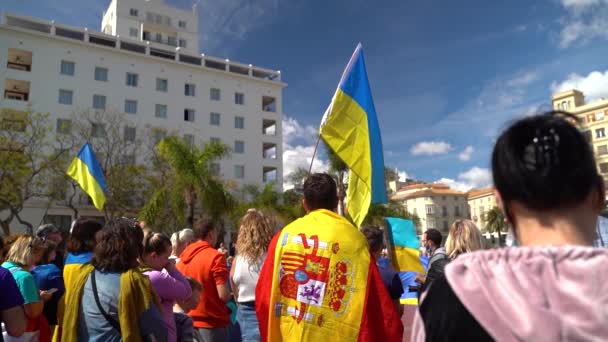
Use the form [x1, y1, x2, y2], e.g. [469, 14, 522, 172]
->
[492, 111, 601, 221]
[303, 173, 338, 211]
[425, 229, 442, 246]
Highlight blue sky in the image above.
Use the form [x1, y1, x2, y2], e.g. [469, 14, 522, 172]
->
[4, 0, 608, 190]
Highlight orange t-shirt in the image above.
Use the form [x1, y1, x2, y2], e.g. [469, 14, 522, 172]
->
[177, 240, 230, 328]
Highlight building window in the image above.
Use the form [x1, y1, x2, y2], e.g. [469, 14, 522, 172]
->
[92, 95, 106, 110]
[129, 28, 138, 37]
[597, 111, 606, 121]
[210, 137, 220, 144]
[184, 109, 195, 122]
[126, 72, 138, 87]
[124, 126, 136, 142]
[235, 116, 244, 129]
[425, 204, 434, 214]
[95, 67, 108, 82]
[443, 221, 448, 231]
[167, 36, 176, 46]
[153, 130, 167, 144]
[442, 206, 447, 217]
[156, 78, 168, 92]
[91, 123, 106, 138]
[234, 165, 245, 179]
[427, 218, 435, 229]
[143, 31, 150, 40]
[185, 83, 196, 97]
[179, 39, 187, 48]
[210, 112, 220, 126]
[58, 89, 73, 105]
[454, 205, 461, 216]
[155, 104, 167, 119]
[210, 163, 220, 176]
[130, 8, 138, 16]
[44, 214, 72, 231]
[262, 96, 276, 112]
[210, 88, 221, 101]
[601, 163, 608, 174]
[598, 145, 608, 156]
[179, 20, 187, 28]
[60, 60, 75, 76]
[124, 100, 138, 114]
[56, 119, 72, 134]
[183, 134, 194, 147]
[235, 92, 244, 105]
[234, 140, 244, 154]
[597, 128, 606, 139]
[155, 33, 162, 43]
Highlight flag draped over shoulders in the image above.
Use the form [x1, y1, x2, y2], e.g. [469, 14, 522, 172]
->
[319, 43, 387, 227]
[255, 209, 403, 342]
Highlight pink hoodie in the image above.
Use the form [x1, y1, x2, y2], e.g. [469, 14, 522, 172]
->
[412, 246, 608, 341]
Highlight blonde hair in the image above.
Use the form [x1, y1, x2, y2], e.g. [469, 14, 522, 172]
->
[445, 219, 484, 259]
[236, 209, 274, 262]
[5, 234, 45, 268]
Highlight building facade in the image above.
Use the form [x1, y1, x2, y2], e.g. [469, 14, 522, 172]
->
[467, 187, 496, 232]
[552, 89, 608, 179]
[0, 0, 285, 231]
[391, 183, 469, 235]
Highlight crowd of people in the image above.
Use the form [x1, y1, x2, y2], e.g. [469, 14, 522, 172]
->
[1, 110, 607, 341]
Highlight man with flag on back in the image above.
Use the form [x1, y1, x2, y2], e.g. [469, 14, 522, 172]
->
[255, 173, 403, 341]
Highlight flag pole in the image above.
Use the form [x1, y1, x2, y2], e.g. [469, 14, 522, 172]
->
[308, 135, 322, 175]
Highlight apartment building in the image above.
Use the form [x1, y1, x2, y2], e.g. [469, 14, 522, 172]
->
[467, 187, 496, 232]
[0, 0, 285, 231]
[391, 183, 469, 234]
[552, 89, 608, 179]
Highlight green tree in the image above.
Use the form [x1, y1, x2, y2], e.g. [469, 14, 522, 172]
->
[485, 206, 507, 246]
[286, 167, 309, 190]
[362, 200, 420, 230]
[324, 141, 348, 216]
[0, 108, 69, 235]
[139, 137, 233, 231]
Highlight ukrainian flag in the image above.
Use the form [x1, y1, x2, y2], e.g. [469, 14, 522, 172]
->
[386, 217, 425, 274]
[320, 43, 387, 226]
[66, 143, 106, 211]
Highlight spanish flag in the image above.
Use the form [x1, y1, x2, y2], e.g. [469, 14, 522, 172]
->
[255, 209, 403, 342]
[66, 143, 106, 211]
[386, 217, 425, 274]
[320, 43, 387, 227]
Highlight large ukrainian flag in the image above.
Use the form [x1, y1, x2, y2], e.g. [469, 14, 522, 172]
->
[386, 217, 425, 274]
[320, 43, 387, 226]
[66, 143, 106, 211]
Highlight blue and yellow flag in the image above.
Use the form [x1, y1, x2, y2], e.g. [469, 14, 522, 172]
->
[66, 143, 106, 211]
[320, 43, 387, 227]
[386, 217, 425, 274]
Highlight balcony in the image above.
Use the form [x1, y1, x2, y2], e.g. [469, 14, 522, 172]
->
[4, 79, 30, 102]
[262, 119, 277, 136]
[262, 96, 277, 112]
[263, 166, 278, 183]
[7, 48, 32, 71]
[263, 142, 277, 160]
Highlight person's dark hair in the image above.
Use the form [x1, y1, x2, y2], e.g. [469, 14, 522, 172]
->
[361, 225, 385, 253]
[92, 218, 143, 273]
[36, 224, 61, 240]
[492, 111, 601, 221]
[303, 173, 338, 211]
[67, 218, 104, 254]
[186, 276, 202, 292]
[193, 218, 215, 240]
[425, 229, 442, 246]
[41, 240, 57, 264]
[142, 231, 171, 256]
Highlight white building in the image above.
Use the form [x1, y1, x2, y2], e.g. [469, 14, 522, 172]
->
[0, 0, 285, 231]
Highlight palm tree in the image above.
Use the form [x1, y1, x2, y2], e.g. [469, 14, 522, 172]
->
[139, 137, 233, 229]
[324, 141, 348, 216]
[485, 206, 507, 247]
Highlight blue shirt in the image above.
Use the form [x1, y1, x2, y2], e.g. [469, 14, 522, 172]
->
[31, 263, 65, 325]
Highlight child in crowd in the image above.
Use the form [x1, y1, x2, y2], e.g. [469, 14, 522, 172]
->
[173, 277, 202, 342]
[141, 232, 192, 342]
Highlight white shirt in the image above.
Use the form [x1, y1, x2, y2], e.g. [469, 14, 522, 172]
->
[232, 254, 265, 303]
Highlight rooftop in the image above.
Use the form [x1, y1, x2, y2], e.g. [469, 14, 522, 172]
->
[467, 187, 494, 199]
[1, 13, 285, 86]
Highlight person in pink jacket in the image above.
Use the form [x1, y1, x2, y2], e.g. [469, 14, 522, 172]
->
[141, 232, 192, 342]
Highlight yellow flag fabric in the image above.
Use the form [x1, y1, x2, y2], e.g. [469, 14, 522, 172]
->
[320, 44, 387, 227]
[62, 265, 159, 342]
[66, 143, 106, 211]
[266, 209, 370, 341]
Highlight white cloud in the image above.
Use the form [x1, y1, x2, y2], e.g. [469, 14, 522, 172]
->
[398, 170, 408, 182]
[282, 117, 328, 189]
[410, 141, 453, 156]
[435, 167, 492, 192]
[506, 71, 540, 87]
[558, 0, 608, 48]
[458, 146, 474, 161]
[551, 70, 608, 102]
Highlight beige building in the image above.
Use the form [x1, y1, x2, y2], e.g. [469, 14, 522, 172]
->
[552, 89, 608, 178]
[467, 187, 496, 232]
[391, 183, 469, 234]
